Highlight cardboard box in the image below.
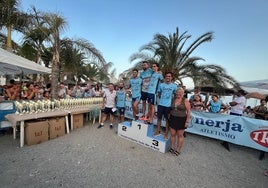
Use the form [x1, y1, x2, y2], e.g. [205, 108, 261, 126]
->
[25, 120, 49, 146]
[48, 117, 66, 139]
[73, 114, 84, 129]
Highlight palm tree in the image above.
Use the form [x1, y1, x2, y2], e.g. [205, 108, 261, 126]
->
[43, 13, 107, 99]
[126, 27, 239, 93]
[43, 13, 68, 99]
[21, 6, 50, 64]
[0, 0, 29, 51]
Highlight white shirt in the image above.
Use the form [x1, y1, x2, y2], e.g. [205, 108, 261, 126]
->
[103, 89, 116, 108]
[230, 96, 246, 115]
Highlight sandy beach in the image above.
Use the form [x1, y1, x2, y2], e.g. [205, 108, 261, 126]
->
[0, 120, 267, 188]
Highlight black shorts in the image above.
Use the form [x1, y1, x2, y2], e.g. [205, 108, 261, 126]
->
[117, 107, 125, 115]
[169, 115, 187, 130]
[141, 91, 148, 101]
[157, 105, 171, 120]
[103, 107, 115, 115]
[147, 93, 156, 105]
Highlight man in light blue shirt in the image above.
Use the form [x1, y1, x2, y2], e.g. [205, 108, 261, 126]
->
[139, 61, 153, 120]
[147, 63, 163, 124]
[116, 82, 126, 123]
[129, 69, 143, 120]
[156, 72, 177, 139]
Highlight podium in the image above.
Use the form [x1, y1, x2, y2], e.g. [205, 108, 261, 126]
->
[117, 120, 170, 153]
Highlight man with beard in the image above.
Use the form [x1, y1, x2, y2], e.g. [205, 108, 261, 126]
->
[139, 61, 153, 121]
[155, 72, 177, 139]
[129, 69, 143, 120]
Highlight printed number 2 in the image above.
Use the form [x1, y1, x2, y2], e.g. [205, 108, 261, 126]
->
[137, 124, 141, 130]
[122, 126, 127, 131]
[152, 139, 159, 146]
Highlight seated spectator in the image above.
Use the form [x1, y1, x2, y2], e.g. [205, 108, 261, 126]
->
[191, 94, 205, 111]
[189, 87, 201, 105]
[34, 84, 43, 100]
[22, 82, 38, 100]
[243, 106, 254, 118]
[253, 99, 267, 119]
[83, 83, 95, 98]
[6, 79, 20, 100]
[93, 84, 103, 97]
[58, 82, 67, 99]
[43, 90, 50, 100]
[206, 94, 228, 113]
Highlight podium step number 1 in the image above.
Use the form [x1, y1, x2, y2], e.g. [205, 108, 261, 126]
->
[118, 120, 171, 153]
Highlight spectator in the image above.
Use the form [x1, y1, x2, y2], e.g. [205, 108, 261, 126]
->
[22, 82, 38, 100]
[43, 90, 50, 100]
[222, 89, 246, 151]
[97, 83, 117, 129]
[58, 82, 67, 99]
[83, 83, 95, 98]
[94, 84, 103, 97]
[189, 87, 201, 106]
[253, 99, 267, 119]
[206, 94, 228, 113]
[191, 94, 206, 111]
[169, 88, 191, 156]
[6, 79, 20, 100]
[116, 82, 126, 123]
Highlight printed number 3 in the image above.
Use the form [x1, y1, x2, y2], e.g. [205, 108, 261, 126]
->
[152, 139, 159, 146]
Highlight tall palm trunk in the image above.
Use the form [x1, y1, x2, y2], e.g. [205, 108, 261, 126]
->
[6, 24, 13, 51]
[51, 48, 60, 100]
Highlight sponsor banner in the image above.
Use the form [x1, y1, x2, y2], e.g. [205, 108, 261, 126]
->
[188, 110, 268, 152]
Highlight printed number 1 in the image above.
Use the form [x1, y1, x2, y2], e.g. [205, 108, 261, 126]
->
[137, 124, 141, 130]
[122, 126, 127, 131]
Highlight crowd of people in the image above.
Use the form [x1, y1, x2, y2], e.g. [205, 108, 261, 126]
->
[1, 61, 267, 176]
[0, 79, 104, 102]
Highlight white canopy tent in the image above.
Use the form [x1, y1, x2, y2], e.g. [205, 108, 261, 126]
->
[0, 48, 51, 76]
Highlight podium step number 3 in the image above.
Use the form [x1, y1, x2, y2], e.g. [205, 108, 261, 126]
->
[118, 120, 170, 153]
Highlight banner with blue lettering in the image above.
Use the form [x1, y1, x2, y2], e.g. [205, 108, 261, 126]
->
[124, 100, 268, 152]
[188, 110, 268, 152]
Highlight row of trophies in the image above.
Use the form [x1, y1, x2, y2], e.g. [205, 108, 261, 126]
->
[14, 98, 103, 115]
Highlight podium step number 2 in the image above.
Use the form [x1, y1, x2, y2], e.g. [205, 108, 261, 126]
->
[118, 120, 170, 153]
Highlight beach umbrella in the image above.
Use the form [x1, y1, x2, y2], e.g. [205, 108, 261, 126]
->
[245, 92, 265, 99]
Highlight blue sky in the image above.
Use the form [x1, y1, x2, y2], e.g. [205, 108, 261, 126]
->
[14, 0, 268, 86]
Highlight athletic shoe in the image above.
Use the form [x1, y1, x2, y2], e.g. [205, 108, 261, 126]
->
[97, 124, 103, 129]
[138, 115, 145, 120]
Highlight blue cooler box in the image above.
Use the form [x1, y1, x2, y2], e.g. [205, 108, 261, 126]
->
[0, 101, 16, 129]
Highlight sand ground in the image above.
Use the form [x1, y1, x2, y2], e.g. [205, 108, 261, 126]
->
[0, 119, 267, 188]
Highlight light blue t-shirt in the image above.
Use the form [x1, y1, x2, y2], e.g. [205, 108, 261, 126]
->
[116, 90, 126, 108]
[210, 100, 222, 113]
[140, 68, 153, 92]
[148, 72, 163, 94]
[129, 77, 142, 98]
[158, 82, 177, 107]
